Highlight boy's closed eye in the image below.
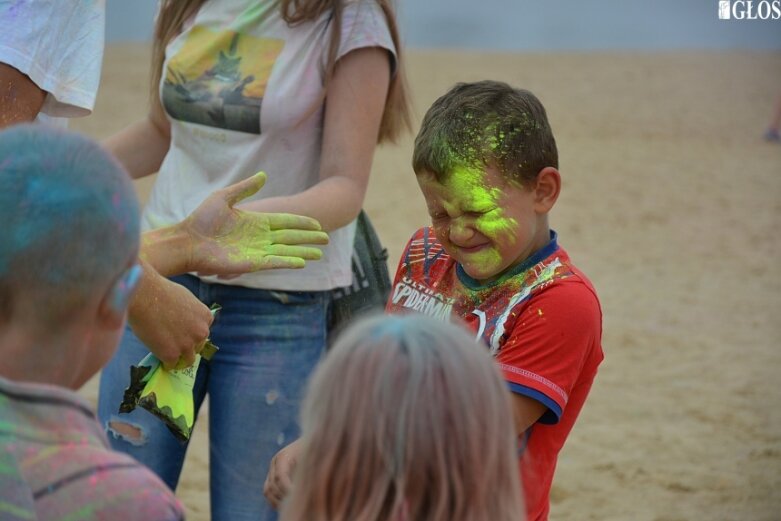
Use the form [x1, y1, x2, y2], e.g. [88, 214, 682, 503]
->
[465, 206, 498, 216]
[429, 206, 497, 221]
[428, 208, 448, 222]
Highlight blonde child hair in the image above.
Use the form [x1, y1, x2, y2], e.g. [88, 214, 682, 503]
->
[281, 314, 524, 521]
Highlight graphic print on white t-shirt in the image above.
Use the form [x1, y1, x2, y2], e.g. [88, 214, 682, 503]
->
[162, 26, 283, 134]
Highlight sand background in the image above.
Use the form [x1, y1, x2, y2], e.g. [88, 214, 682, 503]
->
[73, 45, 781, 520]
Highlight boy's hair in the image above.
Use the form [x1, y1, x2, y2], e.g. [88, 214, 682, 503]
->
[282, 314, 524, 521]
[413, 80, 558, 185]
[0, 125, 140, 324]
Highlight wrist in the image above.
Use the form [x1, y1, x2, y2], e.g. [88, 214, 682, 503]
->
[140, 222, 193, 276]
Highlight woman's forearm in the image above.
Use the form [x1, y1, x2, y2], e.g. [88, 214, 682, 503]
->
[140, 223, 192, 277]
[239, 175, 365, 231]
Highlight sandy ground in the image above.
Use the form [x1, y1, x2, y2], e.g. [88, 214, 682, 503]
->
[73, 45, 781, 520]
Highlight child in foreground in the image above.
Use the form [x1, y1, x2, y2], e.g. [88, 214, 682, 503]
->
[279, 314, 524, 521]
[0, 124, 329, 520]
[386, 80, 604, 521]
[0, 125, 183, 520]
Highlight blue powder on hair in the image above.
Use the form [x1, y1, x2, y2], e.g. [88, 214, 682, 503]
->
[0, 124, 140, 291]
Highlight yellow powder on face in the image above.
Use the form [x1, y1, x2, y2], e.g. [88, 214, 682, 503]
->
[441, 165, 519, 270]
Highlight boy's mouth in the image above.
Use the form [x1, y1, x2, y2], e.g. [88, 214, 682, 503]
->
[455, 242, 490, 254]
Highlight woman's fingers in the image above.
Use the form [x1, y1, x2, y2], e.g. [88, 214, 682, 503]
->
[266, 212, 323, 231]
[269, 229, 329, 246]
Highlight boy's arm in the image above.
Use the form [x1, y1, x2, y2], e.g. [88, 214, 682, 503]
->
[511, 395, 548, 434]
[497, 281, 602, 428]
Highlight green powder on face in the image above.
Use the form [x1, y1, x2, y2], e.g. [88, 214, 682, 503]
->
[444, 165, 518, 244]
[423, 113, 543, 281]
[464, 246, 503, 271]
[436, 165, 521, 280]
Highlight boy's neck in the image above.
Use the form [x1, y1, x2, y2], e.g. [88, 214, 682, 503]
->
[0, 323, 91, 390]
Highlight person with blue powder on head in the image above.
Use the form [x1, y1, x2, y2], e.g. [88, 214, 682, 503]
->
[0, 123, 328, 521]
[0, 124, 184, 521]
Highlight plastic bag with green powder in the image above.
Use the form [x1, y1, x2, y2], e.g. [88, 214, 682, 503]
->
[118, 305, 221, 442]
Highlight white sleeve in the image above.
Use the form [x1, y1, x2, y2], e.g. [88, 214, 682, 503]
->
[0, 0, 106, 117]
[337, 0, 397, 75]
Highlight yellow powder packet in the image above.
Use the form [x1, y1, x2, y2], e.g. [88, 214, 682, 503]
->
[118, 306, 220, 441]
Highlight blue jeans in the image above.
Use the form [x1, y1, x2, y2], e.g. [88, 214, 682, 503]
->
[97, 275, 328, 521]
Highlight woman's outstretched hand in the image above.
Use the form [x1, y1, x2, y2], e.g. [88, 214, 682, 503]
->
[142, 172, 329, 277]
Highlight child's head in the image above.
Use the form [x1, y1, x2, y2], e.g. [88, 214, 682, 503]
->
[0, 125, 141, 386]
[282, 314, 523, 521]
[412, 80, 561, 284]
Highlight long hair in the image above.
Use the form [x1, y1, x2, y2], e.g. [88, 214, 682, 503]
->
[150, 0, 411, 142]
[281, 314, 524, 521]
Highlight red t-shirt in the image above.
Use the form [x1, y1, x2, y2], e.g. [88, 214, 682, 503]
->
[386, 227, 603, 521]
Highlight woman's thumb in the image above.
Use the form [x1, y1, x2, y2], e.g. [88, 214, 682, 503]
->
[223, 171, 267, 206]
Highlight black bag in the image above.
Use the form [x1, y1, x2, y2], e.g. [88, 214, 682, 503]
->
[327, 210, 391, 340]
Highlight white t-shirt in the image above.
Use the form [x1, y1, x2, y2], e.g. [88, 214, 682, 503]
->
[0, 0, 105, 124]
[143, 0, 396, 292]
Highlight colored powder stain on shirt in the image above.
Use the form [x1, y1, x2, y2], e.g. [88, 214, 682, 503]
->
[0, 500, 35, 519]
[0, 459, 18, 476]
[2, 0, 27, 19]
[233, 1, 274, 28]
[59, 503, 99, 521]
[26, 445, 62, 466]
[535, 261, 562, 288]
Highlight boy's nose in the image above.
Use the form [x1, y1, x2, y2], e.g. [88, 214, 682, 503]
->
[448, 220, 476, 244]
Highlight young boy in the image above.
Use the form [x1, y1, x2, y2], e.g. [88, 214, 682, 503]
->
[386, 80, 604, 521]
[0, 123, 330, 520]
[0, 124, 185, 519]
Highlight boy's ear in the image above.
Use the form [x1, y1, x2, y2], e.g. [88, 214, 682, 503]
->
[98, 264, 143, 328]
[533, 167, 561, 214]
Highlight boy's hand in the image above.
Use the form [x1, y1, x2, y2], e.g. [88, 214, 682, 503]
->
[182, 172, 329, 277]
[264, 438, 302, 509]
[128, 263, 213, 370]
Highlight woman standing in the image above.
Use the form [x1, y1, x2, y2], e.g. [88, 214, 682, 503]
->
[97, 1, 410, 520]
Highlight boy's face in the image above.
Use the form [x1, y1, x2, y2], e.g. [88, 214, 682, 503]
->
[417, 164, 549, 284]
